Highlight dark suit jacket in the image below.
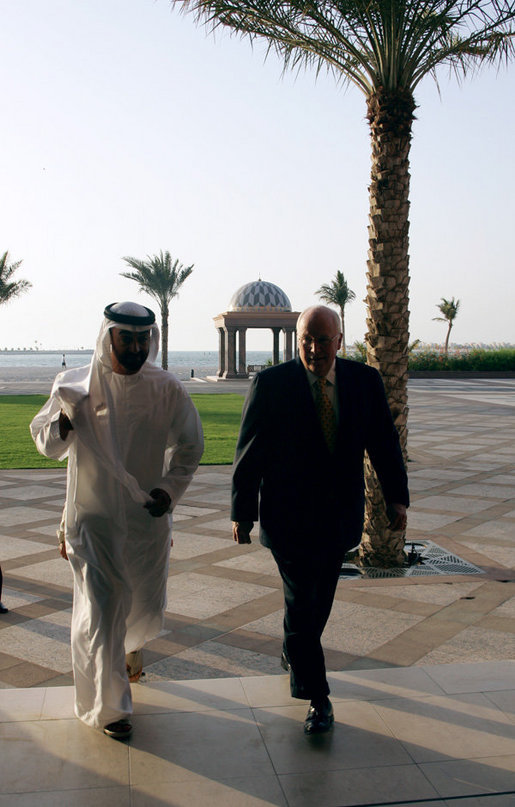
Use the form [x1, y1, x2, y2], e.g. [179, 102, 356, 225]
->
[231, 357, 409, 558]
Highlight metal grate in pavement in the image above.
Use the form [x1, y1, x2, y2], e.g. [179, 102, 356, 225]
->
[339, 539, 485, 580]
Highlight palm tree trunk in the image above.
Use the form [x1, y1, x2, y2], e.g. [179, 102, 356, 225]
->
[444, 323, 452, 355]
[161, 303, 169, 370]
[359, 88, 414, 568]
[340, 306, 346, 357]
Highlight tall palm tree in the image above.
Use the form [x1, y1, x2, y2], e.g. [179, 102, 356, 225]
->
[121, 251, 194, 370]
[434, 296, 460, 355]
[0, 251, 31, 305]
[174, 0, 515, 565]
[316, 271, 356, 356]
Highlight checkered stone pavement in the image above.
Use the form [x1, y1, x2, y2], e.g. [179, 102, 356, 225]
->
[0, 379, 514, 688]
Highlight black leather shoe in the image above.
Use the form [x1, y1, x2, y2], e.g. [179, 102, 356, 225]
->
[280, 652, 291, 672]
[304, 698, 334, 734]
[103, 719, 132, 739]
[0, 602, 8, 614]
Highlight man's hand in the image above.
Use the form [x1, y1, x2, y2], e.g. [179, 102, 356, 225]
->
[387, 503, 408, 532]
[58, 410, 74, 441]
[144, 488, 172, 518]
[232, 521, 253, 544]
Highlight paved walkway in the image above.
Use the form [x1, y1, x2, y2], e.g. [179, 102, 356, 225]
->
[0, 378, 514, 805]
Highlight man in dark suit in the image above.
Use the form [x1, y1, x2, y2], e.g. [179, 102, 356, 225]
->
[232, 305, 409, 734]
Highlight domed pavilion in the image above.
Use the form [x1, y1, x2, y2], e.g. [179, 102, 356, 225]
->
[213, 279, 300, 379]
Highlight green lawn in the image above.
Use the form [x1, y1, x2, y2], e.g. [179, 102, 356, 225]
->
[0, 394, 244, 469]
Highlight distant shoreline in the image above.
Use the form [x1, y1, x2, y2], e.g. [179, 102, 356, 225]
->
[0, 350, 93, 355]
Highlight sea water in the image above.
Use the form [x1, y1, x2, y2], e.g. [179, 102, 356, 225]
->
[0, 351, 274, 380]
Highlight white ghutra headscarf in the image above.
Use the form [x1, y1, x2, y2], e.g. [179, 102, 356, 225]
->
[31, 302, 161, 504]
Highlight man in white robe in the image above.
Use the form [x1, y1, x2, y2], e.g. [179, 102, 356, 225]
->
[30, 301, 204, 738]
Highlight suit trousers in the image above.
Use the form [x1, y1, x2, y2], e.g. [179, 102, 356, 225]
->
[272, 546, 345, 701]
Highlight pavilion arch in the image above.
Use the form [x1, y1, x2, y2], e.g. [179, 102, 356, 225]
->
[213, 280, 300, 379]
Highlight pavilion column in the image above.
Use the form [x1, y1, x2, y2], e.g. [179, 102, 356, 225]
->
[223, 327, 238, 378]
[283, 328, 294, 362]
[238, 328, 248, 377]
[272, 327, 281, 365]
[217, 327, 226, 377]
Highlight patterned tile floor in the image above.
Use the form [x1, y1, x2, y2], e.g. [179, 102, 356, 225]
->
[0, 378, 514, 805]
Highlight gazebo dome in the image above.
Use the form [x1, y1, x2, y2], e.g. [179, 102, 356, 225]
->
[229, 280, 292, 312]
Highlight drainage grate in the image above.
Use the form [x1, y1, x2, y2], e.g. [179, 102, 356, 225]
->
[339, 540, 485, 580]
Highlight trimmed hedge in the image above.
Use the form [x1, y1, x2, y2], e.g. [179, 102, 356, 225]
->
[347, 348, 515, 371]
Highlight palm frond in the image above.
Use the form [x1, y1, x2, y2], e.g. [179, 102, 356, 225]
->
[0, 251, 31, 304]
[121, 252, 194, 306]
[174, 0, 515, 95]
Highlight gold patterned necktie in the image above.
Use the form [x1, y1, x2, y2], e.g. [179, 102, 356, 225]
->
[314, 378, 337, 452]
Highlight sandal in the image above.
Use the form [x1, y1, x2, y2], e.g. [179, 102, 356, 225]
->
[126, 649, 143, 682]
[103, 719, 132, 739]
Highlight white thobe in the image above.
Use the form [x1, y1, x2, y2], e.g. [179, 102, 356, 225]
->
[31, 362, 203, 728]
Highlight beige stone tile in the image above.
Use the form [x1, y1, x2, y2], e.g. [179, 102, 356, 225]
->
[0, 507, 62, 527]
[321, 600, 424, 655]
[0, 587, 44, 609]
[13, 559, 74, 588]
[131, 776, 287, 806]
[422, 660, 515, 694]
[173, 504, 220, 516]
[0, 486, 65, 501]
[0, 535, 55, 559]
[0, 788, 131, 806]
[416, 628, 515, 665]
[132, 677, 248, 714]
[373, 692, 515, 763]
[485, 692, 515, 723]
[165, 573, 274, 619]
[40, 686, 75, 719]
[27, 524, 64, 537]
[360, 581, 484, 606]
[420, 754, 515, 798]
[191, 472, 232, 486]
[409, 478, 447, 491]
[241, 610, 285, 640]
[452, 484, 515, 499]
[145, 641, 281, 682]
[196, 516, 233, 532]
[459, 542, 515, 569]
[414, 496, 495, 514]
[240, 673, 292, 708]
[215, 550, 279, 576]
[463, 521, 515, 540]
[493, 598, 515, 618]
[170, 532, 230, 559]
[0, 687, 45, 721]
[188, 490, 232, 506]
[255, 700, 412, 774]
[406, 512, 464, 531]
[327, 666, 446, 701]
[0, 610, 72, 672]
[410, 470, 476, 481]
[278, 765, 440, 807]
[0, 719, 129, 793]
[0, 472, 65, 481]
[129, 709, 274, 784]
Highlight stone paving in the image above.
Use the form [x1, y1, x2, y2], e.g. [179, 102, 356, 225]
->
[0, 377, 514, 806]
[0, 378, 514, 687]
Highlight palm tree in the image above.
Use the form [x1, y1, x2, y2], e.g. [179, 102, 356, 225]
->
[174, 0, 515, 565]
[0, 251, 31, 305]
[316, 271, 356, 356]
[434, 297, 460, 355]
[121, 251, 194, 370]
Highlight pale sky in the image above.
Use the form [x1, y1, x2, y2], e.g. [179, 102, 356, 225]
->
[1, 0, 514, 351]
